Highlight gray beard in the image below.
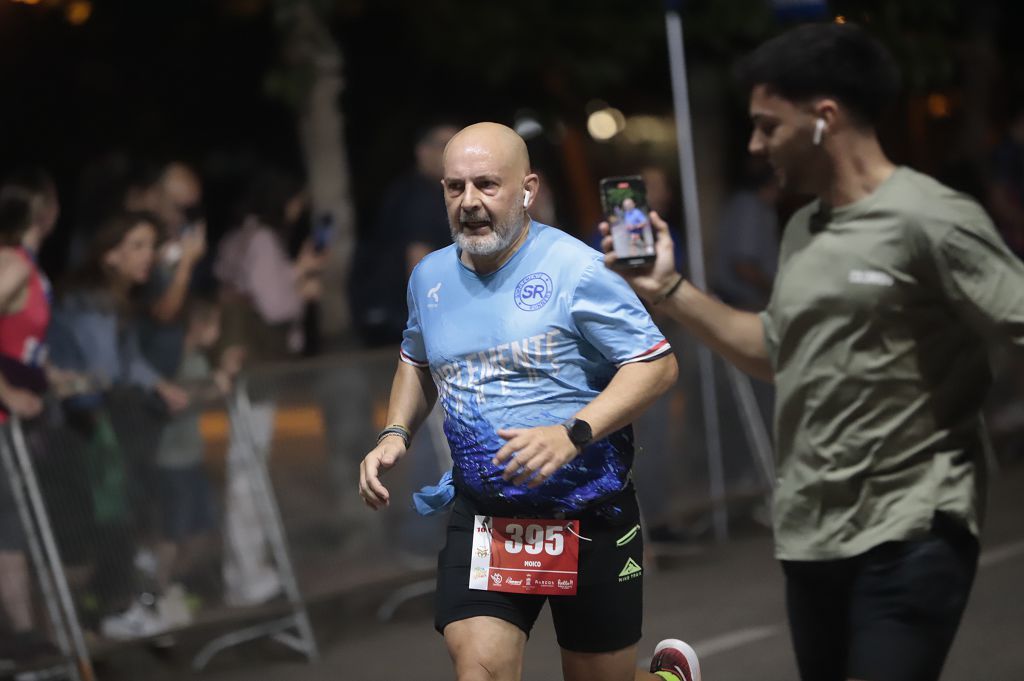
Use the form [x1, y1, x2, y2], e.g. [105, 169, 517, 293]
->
[451, 205, 527, 256]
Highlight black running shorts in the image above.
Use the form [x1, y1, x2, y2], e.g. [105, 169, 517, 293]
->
[434, 489, 644, 653]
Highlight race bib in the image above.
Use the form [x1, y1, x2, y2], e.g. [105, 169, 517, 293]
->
[469, 515, 580, 596]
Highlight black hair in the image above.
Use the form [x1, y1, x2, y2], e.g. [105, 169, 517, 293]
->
[67, 210, 163, 292]
[0, 167, 57, 245]
[735, 22, 901, 127]
[0, 186, 33, 246]
[234, 166, 305, 237]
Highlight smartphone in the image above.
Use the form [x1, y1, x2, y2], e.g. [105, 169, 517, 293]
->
[312, 214, 333, 253]
[599, 175, 655, 267]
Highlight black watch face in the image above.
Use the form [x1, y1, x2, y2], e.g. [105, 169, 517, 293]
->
[570, 419, 592, 445]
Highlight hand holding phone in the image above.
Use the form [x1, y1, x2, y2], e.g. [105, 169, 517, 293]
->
[599, 176, 656, 267]
[312, 214, 334, 253]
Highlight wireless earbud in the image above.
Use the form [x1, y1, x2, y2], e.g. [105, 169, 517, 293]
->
[813, 117, 826, 146]
[523, 190, 532, 208]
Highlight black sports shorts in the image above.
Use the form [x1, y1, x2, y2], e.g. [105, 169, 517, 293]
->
[434, 488, 644, 653]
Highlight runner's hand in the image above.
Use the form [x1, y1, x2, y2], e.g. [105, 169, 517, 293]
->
[600, 210, 680, 303]
[359, 437, 407, 510]
[494, 425, 579, 488]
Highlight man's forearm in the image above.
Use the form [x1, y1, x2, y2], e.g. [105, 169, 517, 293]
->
[663, 280, 774, 382]
[385, 361, 438, 437]
[575, 353, 678, 441]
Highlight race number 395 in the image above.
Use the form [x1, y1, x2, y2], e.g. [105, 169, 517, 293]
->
[504, 523, 564, 556]
[469, 515, 580, 595]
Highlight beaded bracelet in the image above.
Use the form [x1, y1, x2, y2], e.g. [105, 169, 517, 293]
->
[377, 424, 411, 448]
[653, 274, 685, 305]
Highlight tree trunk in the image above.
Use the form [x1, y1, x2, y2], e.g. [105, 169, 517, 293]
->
[281, 1, 356, 343]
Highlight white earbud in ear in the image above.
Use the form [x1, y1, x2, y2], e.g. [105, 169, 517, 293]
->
[523, 190, 532, 208]
[813, 117, 826, 146]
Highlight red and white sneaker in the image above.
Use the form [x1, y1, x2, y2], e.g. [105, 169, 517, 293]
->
[649, 638, 701, 681]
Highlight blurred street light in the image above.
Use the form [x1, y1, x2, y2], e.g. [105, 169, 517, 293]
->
[927, 93, 953, 118]
[587, 107, 625, 142]
[65, 0, 91, 25]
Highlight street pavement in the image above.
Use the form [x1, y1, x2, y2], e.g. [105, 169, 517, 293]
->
[99, 460, 1024, 681]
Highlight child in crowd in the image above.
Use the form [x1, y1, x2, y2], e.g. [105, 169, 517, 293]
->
[154, 298, 240, 623]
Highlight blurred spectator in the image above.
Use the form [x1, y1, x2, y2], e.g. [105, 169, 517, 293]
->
[989, 104, 1024, 259]
[0, 171, 58, 661]
[130, 161, 209, 381]
[214, 168, 321, 606]
[351, 122, 458, 346]
[153, 298, 237, 621]
[48, 212, 189, 639]
[51, 212, 188, 412]
[711, 161, 780, 311]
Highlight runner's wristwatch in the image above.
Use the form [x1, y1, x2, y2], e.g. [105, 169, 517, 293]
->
[561, 417, 593, 448]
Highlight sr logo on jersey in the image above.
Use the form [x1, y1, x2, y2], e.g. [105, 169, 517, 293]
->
[514, 272, 553, 311]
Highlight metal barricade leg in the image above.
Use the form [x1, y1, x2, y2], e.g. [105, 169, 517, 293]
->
[193, 381, 318, 671]
[0, 428, 72, 660]
[5, 419, 94, 681]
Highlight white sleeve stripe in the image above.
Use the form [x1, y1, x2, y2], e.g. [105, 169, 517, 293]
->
[399, 351, 429, 368]
[616, 340, 672, 367]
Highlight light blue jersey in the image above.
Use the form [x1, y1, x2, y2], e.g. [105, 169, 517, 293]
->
[401, 222, 670, 515]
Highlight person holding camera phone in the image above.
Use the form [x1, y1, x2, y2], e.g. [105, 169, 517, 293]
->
[602, 23, 1024, 681]
[359, 122, 702, 681]
[130, 161, 208, 381]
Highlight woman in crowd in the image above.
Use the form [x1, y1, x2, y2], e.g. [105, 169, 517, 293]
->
[49, 211, 189, 639]
[214, 168, 322, 606]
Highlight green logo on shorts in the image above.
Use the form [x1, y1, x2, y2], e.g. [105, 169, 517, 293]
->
[618, 557, 642, 582]
[615, 524, 640, 547]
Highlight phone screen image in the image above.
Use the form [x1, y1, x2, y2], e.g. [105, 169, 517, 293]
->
[599, 176, 655, 267]
[313, 215, 333, 253]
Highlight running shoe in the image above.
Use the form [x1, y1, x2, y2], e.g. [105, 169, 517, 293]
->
[649, 638, 701, 681]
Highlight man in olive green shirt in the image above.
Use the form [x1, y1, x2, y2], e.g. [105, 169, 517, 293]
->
[604, 22, 1024, 681]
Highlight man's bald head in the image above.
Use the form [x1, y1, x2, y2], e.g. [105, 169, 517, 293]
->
[440, 122, 539, 264]
[443, 122, 531, 179]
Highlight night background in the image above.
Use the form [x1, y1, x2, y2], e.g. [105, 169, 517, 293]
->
[2, 0, 1022, 317]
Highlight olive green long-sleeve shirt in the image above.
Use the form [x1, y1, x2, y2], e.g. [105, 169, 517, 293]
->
[761, 167, 1024, 560]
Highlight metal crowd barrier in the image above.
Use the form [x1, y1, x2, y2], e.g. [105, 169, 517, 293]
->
[0, 420, 92, 681]
[0, 376, 318, 679]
